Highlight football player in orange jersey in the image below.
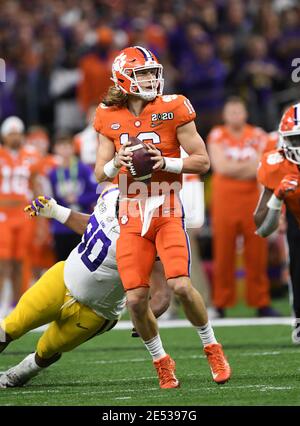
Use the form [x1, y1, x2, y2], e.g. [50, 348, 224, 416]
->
[262, 130, 291, 299]
[263, 131, 280, 154]
[73, 105, 99, 169]
[94, 46, 231, 388]
[26, 126, 58, 279]
[254, 103, 300, 342]
[26, 126, 59, 195]
[207, 97, 280, 318]
[0, 117, 40, 310]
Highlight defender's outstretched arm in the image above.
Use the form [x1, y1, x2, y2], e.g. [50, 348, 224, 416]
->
[24, 196, 90, 235]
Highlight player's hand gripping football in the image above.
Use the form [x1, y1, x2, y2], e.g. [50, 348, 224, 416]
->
[114, 141, 133, 168]
[24, 196, 58, 219]
[274, 174, 299, 200]
[146, 143, 165, 171]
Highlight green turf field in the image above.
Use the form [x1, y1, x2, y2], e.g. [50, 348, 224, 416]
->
[1, 322, 300, 406]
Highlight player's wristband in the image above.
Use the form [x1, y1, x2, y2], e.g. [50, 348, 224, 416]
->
[103, 157, 120, 178]
[162, 157, 183, 174]
[53, 204, 71, 224]
[267, 194, 283, 210]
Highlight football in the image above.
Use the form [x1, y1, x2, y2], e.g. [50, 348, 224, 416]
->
[126, 137, 155, 183]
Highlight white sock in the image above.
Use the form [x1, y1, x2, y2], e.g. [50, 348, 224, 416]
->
[196, 321, 217, 347]
[14, 353, 42, 377]
[144, 334, 167, 361]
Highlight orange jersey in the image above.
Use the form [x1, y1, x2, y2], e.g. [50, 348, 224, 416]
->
[263, 131, 279, 154]
[0, 145, 40, 208]
[31, 154, 60, 177]
[207, 124, 268, 194]
[94, 94, 196, 195]
[257, 149, 300, 224]
[30, 154, 61, 195]
[73, 125, 99, 167]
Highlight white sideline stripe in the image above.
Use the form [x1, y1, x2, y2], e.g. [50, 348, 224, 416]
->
[119, 317, 294, 328]
[28, 317, 295, 333]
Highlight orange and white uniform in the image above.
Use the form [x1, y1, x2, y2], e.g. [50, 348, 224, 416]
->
[180, 147, 204, 229]
[31, 154, 60, 195]
[207, 124, 270, 308]
[0, 146, 40, 261]
[94, 94, 196, 290]
[74, 125, 99, 168]
[258, 149, 300, 224]
[263, 131, 279, 154]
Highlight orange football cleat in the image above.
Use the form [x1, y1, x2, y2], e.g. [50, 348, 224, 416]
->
[204, 343, 231, 384]
[153, 354, 180, 389]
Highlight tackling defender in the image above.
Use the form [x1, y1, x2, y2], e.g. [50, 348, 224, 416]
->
[0, 184, 168, 387]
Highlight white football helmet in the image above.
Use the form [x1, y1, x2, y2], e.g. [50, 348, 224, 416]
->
[279, 103, 300, 165]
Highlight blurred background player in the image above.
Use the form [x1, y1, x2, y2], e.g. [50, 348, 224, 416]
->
[207, 97, 280, 317]
[164, 150, 214, 319]
[25, 126, 58, 280]
[0, 117, 40, 315]
[77, 26, 116, 115]
[73, 104, 99, 169]
[48, 132, 99, 261]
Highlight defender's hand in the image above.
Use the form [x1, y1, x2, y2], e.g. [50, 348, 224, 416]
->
[274, 174, 299, 200]
[24, 196, 57, 218]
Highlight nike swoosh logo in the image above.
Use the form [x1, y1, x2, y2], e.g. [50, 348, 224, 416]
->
[210, 368, 218, 380]
[76, 323, 89, 330]
[151, 122, 163, 127]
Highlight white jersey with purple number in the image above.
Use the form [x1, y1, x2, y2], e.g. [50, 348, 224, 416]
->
[64, 186, 126, 320]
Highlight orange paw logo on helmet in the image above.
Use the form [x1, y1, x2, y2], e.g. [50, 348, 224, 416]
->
[112, 52, 127, 73]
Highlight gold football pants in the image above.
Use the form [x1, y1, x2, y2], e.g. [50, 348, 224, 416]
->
[1, 261, 116, 359]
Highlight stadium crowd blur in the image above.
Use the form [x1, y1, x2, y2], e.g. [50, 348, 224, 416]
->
[0, 0, 299, 315]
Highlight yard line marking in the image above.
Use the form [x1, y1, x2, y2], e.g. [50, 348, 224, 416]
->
[115, 397, 132, 400]
[27, 317, 295, 333]
[79, 387, 159, 395]
[5, 389, 61, 395]
[242, 351, 281, 356]
[69, 375, 157, 382]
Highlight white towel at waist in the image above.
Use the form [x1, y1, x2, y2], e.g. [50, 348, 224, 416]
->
[140, 194, 165, 236]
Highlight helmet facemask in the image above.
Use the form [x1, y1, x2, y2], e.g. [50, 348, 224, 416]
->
[281, 134, 300, 165]
[130, 65, 164, 101]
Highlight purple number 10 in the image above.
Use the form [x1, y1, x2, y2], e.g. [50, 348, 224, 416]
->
[78, 215, 112, 272]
